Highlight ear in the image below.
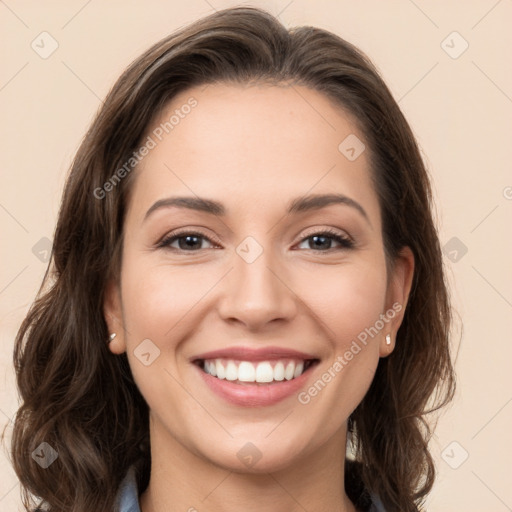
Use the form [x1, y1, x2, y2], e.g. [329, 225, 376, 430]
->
[379, 246, 415, 357]
[103, 279, 127, 355]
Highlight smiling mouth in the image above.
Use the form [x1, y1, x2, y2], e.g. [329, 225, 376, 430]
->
[193, 358, 320, 385]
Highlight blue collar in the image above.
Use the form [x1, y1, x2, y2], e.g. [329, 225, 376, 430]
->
[115, 465, 141, 512]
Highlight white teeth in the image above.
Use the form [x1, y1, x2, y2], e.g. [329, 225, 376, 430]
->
[238, 361, 256, 382]
[202, 358, 311, 383]
[293, 361, 304, 379]
[255, 362, 274, 382]
[204, 360, 215, 376]
[273, 362, 285, 381]
[215, 360, 226, 379]
[225, 361, 238, 381]
[284, 362, 295, 380]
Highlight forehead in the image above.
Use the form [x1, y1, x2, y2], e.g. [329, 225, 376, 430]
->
[127, 82, 380, 226]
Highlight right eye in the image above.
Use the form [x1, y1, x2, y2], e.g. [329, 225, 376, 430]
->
[158, 230, 220, 252]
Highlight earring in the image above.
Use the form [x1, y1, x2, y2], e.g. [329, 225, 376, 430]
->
[108, 333, 117, 344]
[385, 334, 391, 346]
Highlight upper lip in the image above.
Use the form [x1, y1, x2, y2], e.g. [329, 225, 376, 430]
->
[191, 346, 319, 362]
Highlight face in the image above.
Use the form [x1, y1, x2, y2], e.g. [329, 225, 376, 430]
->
[105, 83, 414, 473]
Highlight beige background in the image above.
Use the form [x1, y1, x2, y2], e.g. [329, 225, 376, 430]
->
[1, 1, 511, 510]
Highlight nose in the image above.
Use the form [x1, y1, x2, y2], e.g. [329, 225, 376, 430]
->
[217, 242, 297, 331]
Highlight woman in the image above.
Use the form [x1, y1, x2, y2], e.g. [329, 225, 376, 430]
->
[8, 6, 455, 512]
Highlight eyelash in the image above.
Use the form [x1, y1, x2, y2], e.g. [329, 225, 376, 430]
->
[157, 228, 355, 253]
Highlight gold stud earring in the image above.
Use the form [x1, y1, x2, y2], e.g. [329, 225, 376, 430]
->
[385, 334, 391, 346]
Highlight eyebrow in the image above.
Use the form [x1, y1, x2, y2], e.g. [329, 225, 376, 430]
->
[143, 193, 371, 226]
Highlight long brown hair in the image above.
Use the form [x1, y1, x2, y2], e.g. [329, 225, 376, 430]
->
[5, 6, 455, 511]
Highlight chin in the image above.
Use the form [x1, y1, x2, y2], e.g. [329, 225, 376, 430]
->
[201, 436, 309, 475]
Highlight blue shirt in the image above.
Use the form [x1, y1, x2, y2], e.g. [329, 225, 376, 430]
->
[115, 465, 387, 512]
[115, 465, 141, 512]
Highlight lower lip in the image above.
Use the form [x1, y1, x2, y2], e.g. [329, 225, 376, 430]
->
[194, 362, 318, 407]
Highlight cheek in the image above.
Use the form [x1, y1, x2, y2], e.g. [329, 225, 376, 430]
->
[121, 261, 205, 336]
[297, 258, 388, 348]
[119, 261, 200, 411]
[291, 261, 388, 441]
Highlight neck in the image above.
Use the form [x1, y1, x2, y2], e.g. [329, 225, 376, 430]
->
[139, 416, 357, 512]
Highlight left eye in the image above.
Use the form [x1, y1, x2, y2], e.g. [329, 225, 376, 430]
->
[158, 230, 354, 252]
[296, 231, 354, 251]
